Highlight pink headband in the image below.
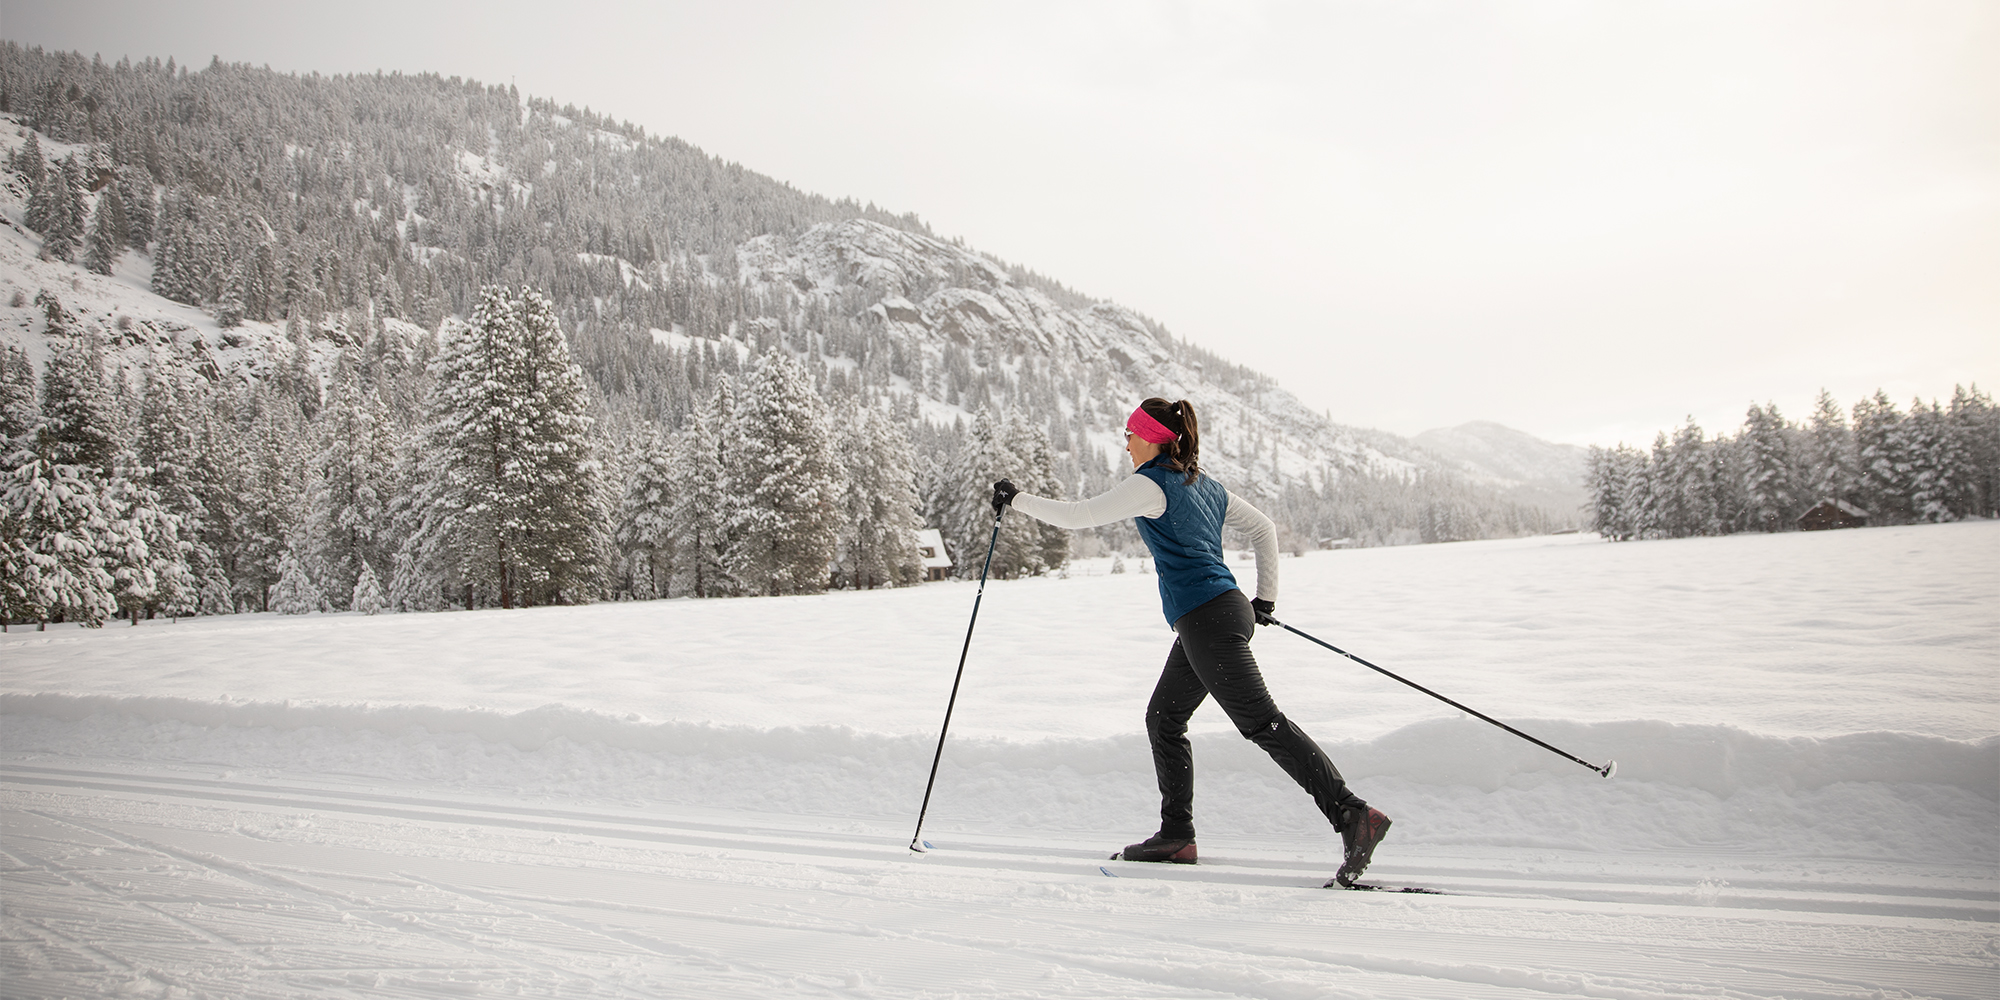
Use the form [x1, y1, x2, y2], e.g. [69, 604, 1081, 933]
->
[1127, 406, 1179, 444]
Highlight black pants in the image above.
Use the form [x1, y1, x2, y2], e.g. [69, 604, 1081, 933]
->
[1147, 589, 1362, 841]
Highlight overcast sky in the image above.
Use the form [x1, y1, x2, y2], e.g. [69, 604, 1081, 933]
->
[5, 1, 1993, 445]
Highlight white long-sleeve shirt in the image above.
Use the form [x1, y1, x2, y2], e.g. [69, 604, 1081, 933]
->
[1012, 474, 1280, 603]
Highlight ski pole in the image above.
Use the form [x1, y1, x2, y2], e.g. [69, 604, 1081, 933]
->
[909, 505, 1007, 852]
[1268, 617, 1617, 778]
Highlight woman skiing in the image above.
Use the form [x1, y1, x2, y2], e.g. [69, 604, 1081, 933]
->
[992, 397, 1391, 888]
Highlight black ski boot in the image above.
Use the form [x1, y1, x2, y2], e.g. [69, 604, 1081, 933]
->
[1328, 805, 1391, 887]
[1113, 834, 1197, 863]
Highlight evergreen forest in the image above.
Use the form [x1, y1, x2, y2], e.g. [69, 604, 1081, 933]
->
[1585, 388, 2000, 541]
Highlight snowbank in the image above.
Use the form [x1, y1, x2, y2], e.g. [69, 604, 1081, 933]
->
[5, 693, 1992, 866]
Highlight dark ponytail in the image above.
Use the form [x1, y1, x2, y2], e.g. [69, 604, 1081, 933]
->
[1139, 397, 1202, 484]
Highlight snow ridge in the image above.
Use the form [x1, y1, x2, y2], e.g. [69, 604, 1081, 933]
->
[8, 693, 1993, 866]
[5, 692, 1989, 794]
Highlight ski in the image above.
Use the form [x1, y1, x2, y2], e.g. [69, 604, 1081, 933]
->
[1331, 880, 1446, 894]
[1095, 860, 1446, 894]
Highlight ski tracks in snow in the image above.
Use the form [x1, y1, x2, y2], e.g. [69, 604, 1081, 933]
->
[2, 760, 1994, 1000]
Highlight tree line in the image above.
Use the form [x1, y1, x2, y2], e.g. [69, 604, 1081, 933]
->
[1585, 387, 1999, 541]
[1, 281, 1119, 628]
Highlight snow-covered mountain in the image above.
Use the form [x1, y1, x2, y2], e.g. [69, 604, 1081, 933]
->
[1414, 420, 1591, 516]
[732, 218, 1430, 496]
[0, 49, 1584, 551]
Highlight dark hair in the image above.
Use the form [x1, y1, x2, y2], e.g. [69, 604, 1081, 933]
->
[1139, 397, 1202, 484]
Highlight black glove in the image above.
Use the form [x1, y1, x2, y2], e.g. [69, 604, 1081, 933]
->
[1251, 598, 1277, 626]
[991, 479, 1019, 513]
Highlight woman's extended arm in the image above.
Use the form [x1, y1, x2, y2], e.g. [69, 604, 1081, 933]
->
[1224, 491, 1279, 604]
[1010, 474, 1166, 529]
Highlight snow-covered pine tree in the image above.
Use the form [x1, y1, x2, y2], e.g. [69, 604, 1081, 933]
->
[118, 169, 154, 250]
[351, 559, 388, 615]
[944, 407, 1045, 579]
[11, 132, 45, 190]
[98, 469, 154, 625]
[100, 449, 191, 625]
[1611, 444, 1651, 540]
[0, 345, 36, 445]
[1, 340, 123, 632]
[184, 388, 250, 615]
[101, 176, 130, 244]
[232, 389, 313, 611]
[21, 148, 53, 234]
[149, 194, 184, 301]
[831, 403, 923, 589]
[34, 295, 118, 474]
[38, 155, 86, 263]
[913, 431, 957, 545]
[1852, 391, 1910, 524]
[84, 193, 124, 276]
[615, 426, 678, 599]
[1741, 403, 1798, 532]
[509, 288, 607, 605]
[1650, 419, 1718, 538]
[386, 542, 442, 613]
[942, 409, 997, 578]
[1585, 446, 1629, 540]
[1709, 430, 1751, 534]
[0, 493, 43, 630]
[136, 354, 227, 616]
[727, 351, 841, 596]
[268, 537, 325, 615]
[1903, 398, 1966, 523]
[308, 362, 398, 608]
[0, 439, 116, 628]
[1635, 431, 1674, 539]
[1803, 389, 1859, 507]
[403, 287, 606, 609]
[400, 313, 501, 610]
[215, 265, 246, 328]
[243, 242, 278, 322]
[387, 390, 447, 613]
[1008, 409, 1070, 574]
[866, 404, 927, 588]
[1947, 384, 1999, 518]
[149, 191, 202, 305]
[667, 375, 736, 598]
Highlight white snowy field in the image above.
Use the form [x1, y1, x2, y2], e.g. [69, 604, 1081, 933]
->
[2, 522, 1995, 999]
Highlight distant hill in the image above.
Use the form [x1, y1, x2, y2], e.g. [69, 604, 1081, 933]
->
[1414, 422, 1590, 518]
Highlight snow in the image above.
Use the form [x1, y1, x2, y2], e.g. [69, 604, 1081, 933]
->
[3, 523, 1996, 997]
[647, 325, 749, 362]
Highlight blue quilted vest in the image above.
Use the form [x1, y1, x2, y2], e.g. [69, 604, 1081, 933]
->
[1133, 456, 1239, 626]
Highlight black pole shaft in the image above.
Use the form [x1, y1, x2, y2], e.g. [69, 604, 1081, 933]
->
[910, 506, 1006, 851]
[1273, 618, 1614, 777]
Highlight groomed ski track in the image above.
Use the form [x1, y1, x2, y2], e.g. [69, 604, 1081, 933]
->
[4, 758, 1991, 1000]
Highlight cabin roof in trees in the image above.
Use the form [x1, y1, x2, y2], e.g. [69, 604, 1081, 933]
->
[1797, 498, 1869, 531]
[915, 528, 952, 579]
